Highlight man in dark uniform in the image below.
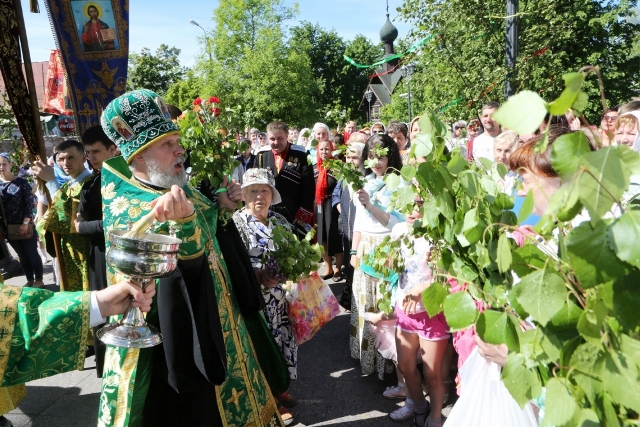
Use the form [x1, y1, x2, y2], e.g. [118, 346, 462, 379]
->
[256, 121, 315, 236]
[74, 125, 117, 377]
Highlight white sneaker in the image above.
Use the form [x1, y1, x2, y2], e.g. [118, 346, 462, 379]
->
[383, 385, 407, 400]
[389, 401, 414, 422]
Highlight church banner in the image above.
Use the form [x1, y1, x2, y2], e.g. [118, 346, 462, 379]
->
[0, 0, 42, 157]
[43, 50, 73, 116]
[43, 0, 129, 136]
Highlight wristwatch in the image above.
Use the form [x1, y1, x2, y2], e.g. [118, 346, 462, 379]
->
[22, 220, 30, 225]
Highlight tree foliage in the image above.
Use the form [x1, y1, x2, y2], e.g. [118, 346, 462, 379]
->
[192, 0, 318, 128]
[396, 0, 640, 122]
[290, 23, 383, 126]
[128, 44, 186, 95]
[164, 70, 203, 111]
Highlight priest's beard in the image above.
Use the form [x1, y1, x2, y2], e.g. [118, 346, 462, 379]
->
[145, 156, 188, 188]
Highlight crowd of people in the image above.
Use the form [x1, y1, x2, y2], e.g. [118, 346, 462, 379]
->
[0, 88, 638, 427]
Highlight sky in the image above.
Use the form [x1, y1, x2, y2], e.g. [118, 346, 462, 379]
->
[21, 0, 413, 67]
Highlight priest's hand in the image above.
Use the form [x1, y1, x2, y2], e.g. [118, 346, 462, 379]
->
[150, 185, 195, 222]
[31, 161, 56, 183]
[95, 280, 156, 318]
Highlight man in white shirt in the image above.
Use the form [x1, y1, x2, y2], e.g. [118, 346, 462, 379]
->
[471, 102, 501, 164]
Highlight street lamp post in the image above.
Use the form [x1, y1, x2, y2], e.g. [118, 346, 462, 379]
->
[365, 89, 373, 123]
[400, 63, 416, 123]
[190, 19, 212, 62]
[505, 0, 519, 99]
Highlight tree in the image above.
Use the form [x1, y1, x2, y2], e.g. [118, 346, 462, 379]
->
[397, 0, 640, 123]
[128, 44, 187, 95]
[191, 0, 317, 127]
[289, 23, 385, 126]
[164, 70, 203, 110]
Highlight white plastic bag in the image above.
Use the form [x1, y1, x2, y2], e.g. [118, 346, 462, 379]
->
[444, 346, 538, 427]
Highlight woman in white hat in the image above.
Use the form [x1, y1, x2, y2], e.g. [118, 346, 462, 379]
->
[232, 168, 298, 422]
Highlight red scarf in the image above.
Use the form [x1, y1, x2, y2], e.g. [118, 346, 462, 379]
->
[315, 150, 334, 206]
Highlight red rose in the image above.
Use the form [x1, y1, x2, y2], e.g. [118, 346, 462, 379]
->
[211, 107, 221, 117]
[208, 96, 220, 104]
[193, 97, 203, 106]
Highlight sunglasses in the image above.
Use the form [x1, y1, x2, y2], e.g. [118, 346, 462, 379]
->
[602, 115, 618, 122]
[372, 129, 385, 134]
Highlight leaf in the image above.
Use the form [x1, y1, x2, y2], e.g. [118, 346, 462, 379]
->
[572, 91, 589, 114]
[570, 342, 604, 401]
[516, 269, 567, 326]
[447, 150, 467, 175]
[565, 220, 631, 289]
[576, 409, 599, 427]
[394, 186, 416, 211]
[475, 310, 509, 345]
[511, 243, 546, 278]
[400, 165, 416, 181]
[412, 133, 433, 157]
[600, 349, 640, 413]
[545, 178, 583, 223]
[496, 233, 512, 273]
[507, 282, 529, 318]
[458, 170, 479, 198]
[422, 282, 448, 318]
[492, 90, 548, 135]
[612, 271, 640, 331]
[549, 299, 582, 333]
[434, 192, 454, 220]
[385, 173, 401, 191]
[461, 208, 485, 246]
[517, 189, 535, 224]
[609, 211, 640, 269]
[551, 131, 592, 179]
[542, 378, 578, 426]
[443, 292, 478, 331]
[578, 148, 628, 224]
[577, 292, 607, 346]
[547, 72, 584, 115]
[501, 352, 542, 408]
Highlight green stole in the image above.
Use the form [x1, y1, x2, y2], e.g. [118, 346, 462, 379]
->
[39, 174, 93, 292]
[0, 284, 90, 412]
[98, 156, 282, 427]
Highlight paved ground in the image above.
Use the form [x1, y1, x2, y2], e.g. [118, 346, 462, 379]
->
[1, 253, 457, 427]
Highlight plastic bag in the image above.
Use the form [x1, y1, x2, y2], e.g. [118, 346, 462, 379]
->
[444, 346, 538, 427]
[285, 273, 341, 344]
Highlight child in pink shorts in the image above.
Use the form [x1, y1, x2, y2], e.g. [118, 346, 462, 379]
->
[392, 206, 450, 427]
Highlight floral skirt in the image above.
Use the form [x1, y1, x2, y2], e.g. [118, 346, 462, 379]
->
[263, 284, 298, 379]
[349, 233, 395, 379]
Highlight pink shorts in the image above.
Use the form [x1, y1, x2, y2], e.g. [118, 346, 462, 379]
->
[395, 304, 450, 341]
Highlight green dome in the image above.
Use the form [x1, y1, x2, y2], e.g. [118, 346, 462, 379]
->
[380, 16, 398, 43]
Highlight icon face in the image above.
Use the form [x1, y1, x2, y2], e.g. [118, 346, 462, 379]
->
[111, 116, 134, 140]
[156, 97, 171, 120]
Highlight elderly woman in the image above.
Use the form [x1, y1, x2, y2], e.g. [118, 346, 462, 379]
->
[0, 153, 44, 288]
[296, 127, 310, 146]
[491, 131, 519, 194]
[314, 140, 343, 280]
[349, 134, 404, 379]
[306, 122, 331, 166]
[615, 111, 640, 151]
[232, 168, 298, 419]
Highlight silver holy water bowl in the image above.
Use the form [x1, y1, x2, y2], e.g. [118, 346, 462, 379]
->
[96, 229, 181, 348]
